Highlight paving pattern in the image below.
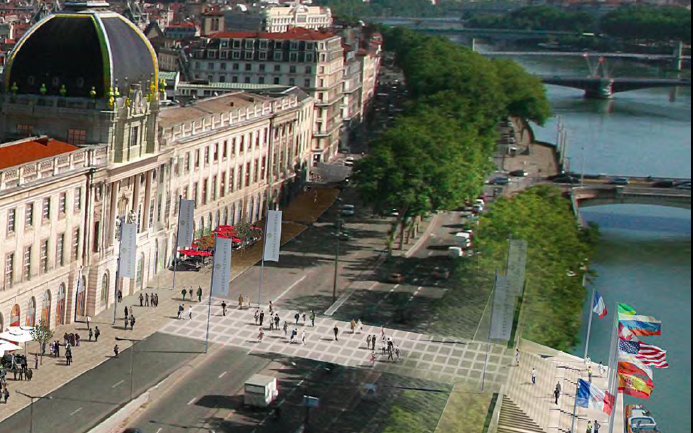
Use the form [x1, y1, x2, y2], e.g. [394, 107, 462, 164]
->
[160, 300, 513, 389]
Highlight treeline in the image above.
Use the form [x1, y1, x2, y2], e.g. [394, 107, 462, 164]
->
[467, 5, 691, 44]
[353, 28, 550, 250]
[468, 6, 595, 33]
[315, 0, 444, 19]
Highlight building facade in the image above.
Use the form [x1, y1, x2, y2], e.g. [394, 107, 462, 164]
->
[224, 4, 333, 34]
[188, 28, 344, 165]
[0, 5, 313, 331]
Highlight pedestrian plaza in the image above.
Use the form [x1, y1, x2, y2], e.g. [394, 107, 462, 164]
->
[159, 299, 514, 389]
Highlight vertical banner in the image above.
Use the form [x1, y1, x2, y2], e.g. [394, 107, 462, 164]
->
[119, 223, 138, 279]
[211, 236, 233, 297]
[490, 273, 516, 342]
[177, 198, 196, 248]
[506, 239, 528, 296]
[263, 210, 283, 262]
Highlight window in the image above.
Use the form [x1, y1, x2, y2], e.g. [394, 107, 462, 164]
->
[220, 62, 227, 70]
[245, 63, 252, 71]
[254, 159, 259, 183]
[290, 41, 299, 51]
[207, 62, 214, 70]
[59, 193, 67, 215]
[42, 197, 51, 223]
[229, 169, 235, 193]
[231, 138, 236, 156]
[72, 228, 80, 261]
[16, 124, 33, 135]
[40, 239, 49, 274]
[220, 51, 228, 59]
[204, 146, 210, 166]
[259, 40, 268, 50]
[129, 126, 139, 148]
[289, 78, 295, 86]
[259, 52, 267, 61]
[25, 203, 34, 228]
[56, 233, 65, 267]
[220, 172, 226, 198]
[193, 182, 199, 206]
[261, 156, 267, 180]
[233, 39, 241, 49]
[304, 79, 311, 87]
[259, 64, 266, 72]
[245, 162, 251, 187]
[74, 188, 82, 212]
[258, 77, 265, 84]
[274, 41, 283, 50]
[67, 129, 87, 145]
[23, 246, 31, 281]
[5, 253, 14, 288]
[232, 62, 240, 70]
[244, 77, 251, 84]
[195, 149, 200, 168]
[274, 77, 280, 85]
[289, 65, 297, 74]
[223, 140, 228, 159]
[240, 136, 245, 153]
[7, 209, 16, 235]
[305, 66, 312, 74]
[232, 76, 238, 83]
[290, 53, 298, 62]
[306, 53, 314, 63]
[245, 39, 254, 49]
[273, 52, 283, 61]
[184, 152, 191, 172]
[237, 166, 243, 190]
[244, 51, 254, 60]
[212, 176, 218, 201]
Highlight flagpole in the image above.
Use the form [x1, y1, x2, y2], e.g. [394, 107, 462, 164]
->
[481, 270, 497, 392]
[570, 379, 580, 433]
[172, 195, 182, 291]
[584, 287, 596, 360]
[257, 206, 271, 310]
[204, 234, 218, 354]
[112, 218, 122, 326]
[607, 302, 620, 433]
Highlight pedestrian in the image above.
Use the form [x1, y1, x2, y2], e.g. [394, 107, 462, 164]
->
[290, 328, 297, 344]
[154, 293, 159, 307]
[387, 347, 394, 362]
[369, 351, 377, 367]
[310, 310, 316, 327]
[586, 420, 593, 433]
[268, 301, 273, 315]
[294, 312, 300, 325]
[55, 341, 60, 358]
[371, 335, 377, 351]
[554, 383, 561, 405]
[258, 327, 265, 342]
[259, 311, 265, 327]
[181, 288, 187, 301]
[598, 362, 606, 377]
[380, 327, 385, 341]
[283, 321, 289, 337]
[333, 325, 339, 341]
[130, 315, 136, 329]
[593, 420, 601, 433]
[254, 310, 260, 325]
[86, 315, 91, 330]
[357, 319, 363, 334]
[178, 304, 184, 319]
[274, 314, 280, 330]
[34, 353, 39, 370]
[94, 326, 100, 342]
[302, 313, 307, 323]
[269, 318, 275, 331]
[395, 346, 401, 361]
[75, 333, 81, 347]
[188, 306, 193, 320]
[350, 319, 356, 334]
[588, 366, 593, 383]
[197, 286, 203, 302]
[25, 369, 32, 381]
[3, 387, 9, 404]
[531, 368, 537, 385]
[188, 288, 193, 301]
[221, 301, 227, 316]
[117, 289, 123, 302]
[515, 348, 521, 367]
[145, 293, 150, 307]
[124, 306, 129, 319]
[238, 293, 244, 309]
[367, 335, 372, 349]
[585, 354, 592, 368]
[88, 328, 93, 341]
[139, 293, 144, 307]
[301, 330, 306, 345]
[18, 367, 23, 381]
[113, 344, 119, 358]
[124, 315, 128, 330]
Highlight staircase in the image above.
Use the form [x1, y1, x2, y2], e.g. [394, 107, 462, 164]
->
[498, 396, 545, 433]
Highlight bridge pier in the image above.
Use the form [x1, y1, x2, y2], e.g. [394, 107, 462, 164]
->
[584, 79, 614, 99]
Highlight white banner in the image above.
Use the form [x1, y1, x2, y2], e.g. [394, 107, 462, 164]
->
[490, 273, 517, 342]
[211, 236, 233, 297]
[263, 210, 283, 262]
[177, 198, 196, 248]
[119, 223, 138, 279]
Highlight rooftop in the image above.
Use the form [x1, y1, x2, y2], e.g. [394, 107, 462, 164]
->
[209, 27, 336, 41]
[158, 92, 273, 127]
[0, 137, 80, 170]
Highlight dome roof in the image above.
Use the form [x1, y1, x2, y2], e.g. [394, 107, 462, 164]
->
[4, 5, 158, 99]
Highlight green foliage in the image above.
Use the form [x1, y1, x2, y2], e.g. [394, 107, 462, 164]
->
[381, 390, 450, 433]
[31, 320, 54, 358]
[473, 186, 598, 350]
[492, 59, 552, 126]
[467, 6, 595, 33]
[316, 0, 446, 19]
[600, 6, 691, 44]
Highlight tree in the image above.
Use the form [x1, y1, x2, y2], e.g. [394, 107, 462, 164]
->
[30, 320, 53, 364]
[600, 6, 691, 44]
[492, 59, 552, 126]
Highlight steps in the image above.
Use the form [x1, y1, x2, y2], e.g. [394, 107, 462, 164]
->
[498, 396, 545, 433]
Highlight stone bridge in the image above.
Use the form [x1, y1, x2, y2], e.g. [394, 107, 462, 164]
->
[571, 185, 691, 210]
[541, 76, 692, 98]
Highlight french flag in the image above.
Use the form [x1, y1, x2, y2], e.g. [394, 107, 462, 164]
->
[577, 379, 614, 415]
[593, 291, 607, 319]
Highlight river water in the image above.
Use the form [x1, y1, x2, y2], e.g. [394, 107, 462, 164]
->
[487, 48, 692, 431]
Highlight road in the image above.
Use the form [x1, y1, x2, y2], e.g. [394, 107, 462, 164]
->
[0, 333, 205, 433]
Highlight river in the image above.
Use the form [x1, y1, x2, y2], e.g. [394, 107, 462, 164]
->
[480, 45, 691, 431]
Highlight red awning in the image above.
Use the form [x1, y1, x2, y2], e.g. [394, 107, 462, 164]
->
[178, 250, 213, 257]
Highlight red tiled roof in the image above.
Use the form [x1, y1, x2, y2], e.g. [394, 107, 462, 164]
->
[210, 27, 336, 41]
[167, 22, 197, 29]
[0, 138, 80, 170]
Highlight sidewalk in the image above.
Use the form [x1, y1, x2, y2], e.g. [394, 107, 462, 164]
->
[0, 187, 340, 424]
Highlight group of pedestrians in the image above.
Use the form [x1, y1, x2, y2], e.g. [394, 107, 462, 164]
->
[181, 286, 204, 302]
[365, 330, 400, 365]
[176, 304, 193, 320]
[138, 292, 160, 308]
[122, 306, 137, 330]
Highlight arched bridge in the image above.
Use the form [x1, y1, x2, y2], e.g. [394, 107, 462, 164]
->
[571, 185, 691, 210]
[541, 76, 692, 98]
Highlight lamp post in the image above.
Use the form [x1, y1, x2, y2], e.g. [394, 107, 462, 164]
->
[333, 198, 343, 304]
[16, 391, 52, 433]
[116, 336, 141, 401]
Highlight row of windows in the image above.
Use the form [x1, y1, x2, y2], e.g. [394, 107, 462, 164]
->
[5, 188, 82, 237]
[195, 73, 312, 88]
[216, 39, 321, 52]
[195, 61, 318, 75]
[2, 228, 79, 290]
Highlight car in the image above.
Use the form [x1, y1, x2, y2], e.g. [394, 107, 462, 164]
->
[388, 272, 404, 284]
[675, 181, 691, 190]
[652, 180, 675, 188]
[553, 175, 580, 184]
[344, 156, 355, 167]
[611, 177, 630, 185]
[431, 266, 450, 279]
[337, 231, 351, 241]
[123, 429, 143, 433]
[489, 177, 510, 185]
[509, 169, 528, 177]
[341, 204, 355, 216]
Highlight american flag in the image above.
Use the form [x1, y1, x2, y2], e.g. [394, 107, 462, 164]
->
[637, 342, 669, 368]
[618, 339, 640, 355]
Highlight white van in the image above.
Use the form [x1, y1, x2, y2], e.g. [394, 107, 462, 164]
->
[244, 374, 279, 408]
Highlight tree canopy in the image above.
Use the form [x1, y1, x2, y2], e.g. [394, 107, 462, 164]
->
[600, 6, 691, 44]
[467, 6, 596, 33]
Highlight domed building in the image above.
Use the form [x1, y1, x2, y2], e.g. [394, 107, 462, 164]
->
[4, 1, 158, 99]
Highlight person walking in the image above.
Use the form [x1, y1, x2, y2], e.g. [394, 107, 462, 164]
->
[124, 306, 129, 319]
[139, 293, 144, 307]
[515, 349, 521, 367]
[254, 310, 260, 325]
[268, 301, 274, 315]
[283, 321, 289, 338]
[188, 288, 193, 301]
[75, 333, 81, 347]
[554, 382, 561, 404]
[117, 289, 123, 303]
[586, 420, 593, 433]
[350, 319, 356, 334]
[294, 312, 300, 325]
[301, 330, 307, 345]
[221, 301, 227, 316]
[178, 304, 184, 319]
[333, 325, 339, 341]
[86, 315, 91, 330]
[181, 288, 187, 301]
[257, 328, 265, 343]
[55, 341, 60, 358]
[259, 311, 265, 327]
[371, 335, 377, 351]
[197, 286, 203, 302]
[145, 293, 150, 307]
[113, 344, 119, 358]
[34, 354, 39, 370]
[94, 326, 101, 342]
[290, 328, 297, 344]
[394, 346, 401, 362]
[130, 315, 136, 330]
[366, 335, 372, 349]
[3, 387, 9, 404]
[598, 362, 606, 377]
[531, 368, 537, 385]
[274, 314, 280, 331]
[238, 293, 244, 310]
[88, 328, 93, 342]
[25, 369, 32, 381]
[357, 319, 363, 334]
[593, 420, 601, 433]
[188, 306, 193, 320]
[310, 310, 316, 327]
[387, 347, 394, 362]
[124, 315, 128, 330]
[588, 366, 593, 383]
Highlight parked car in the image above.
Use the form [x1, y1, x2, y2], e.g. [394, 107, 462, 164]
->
[337, 231, 351, 241]
[552, 175, 580, 184]
[509, 169, 528, 177]
[489, 177, 510, 185]
[431, 266, 450, 279]
[388, 272, 405, 284]
[341, 204, 355, 216]
[344, 156, 355, 167]
[611, 177, 630, 185]
[652, 180, 675, 188]
[675, 181, 691, 190]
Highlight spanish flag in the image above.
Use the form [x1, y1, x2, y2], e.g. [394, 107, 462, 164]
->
[618, 372, 655, 399]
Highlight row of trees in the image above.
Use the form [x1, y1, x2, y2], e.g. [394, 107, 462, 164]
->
[315, 0, 443, 19]
[353, 28, 550, 252]
[467, 5, 691, 44]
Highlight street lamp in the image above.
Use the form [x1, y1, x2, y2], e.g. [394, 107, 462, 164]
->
[333, 198, 343, 303]
[16, 391, 52, 433]
[116, 336, 141, 401]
